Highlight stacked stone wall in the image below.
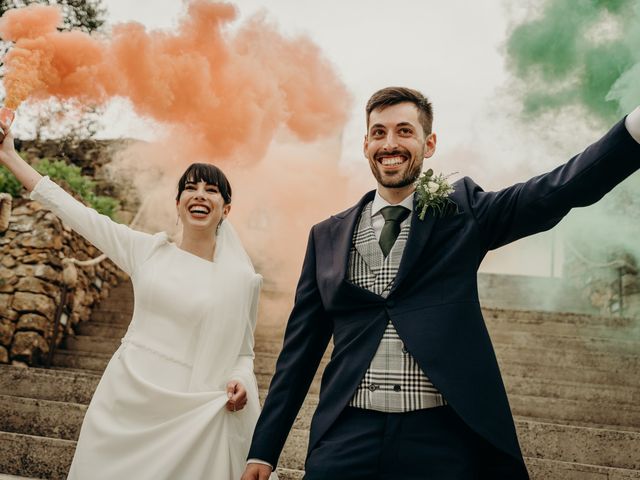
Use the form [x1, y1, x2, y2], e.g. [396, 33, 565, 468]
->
[0, 196, 126, 366]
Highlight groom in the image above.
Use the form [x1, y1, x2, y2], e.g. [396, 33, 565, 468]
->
[242, 87, 640, 479]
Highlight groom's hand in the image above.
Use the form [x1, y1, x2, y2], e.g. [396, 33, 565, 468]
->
[226, 380, 247, 412]
[241, 463, 273, 480]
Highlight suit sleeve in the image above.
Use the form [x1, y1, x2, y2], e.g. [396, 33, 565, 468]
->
[247, 226, 333, 468]
[29, 176, 159, 277]
[465, 117, 640, 252]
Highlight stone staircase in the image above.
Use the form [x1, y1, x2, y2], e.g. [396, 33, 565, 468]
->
[1, 280, 640, 479]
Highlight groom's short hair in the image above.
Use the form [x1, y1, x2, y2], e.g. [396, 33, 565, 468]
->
[366, 87, 433, 135]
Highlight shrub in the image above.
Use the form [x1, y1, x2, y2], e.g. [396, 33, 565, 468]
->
[0, 164, 23, 197]
[35, 159, 121, 219]
[0, 158, 122, 220]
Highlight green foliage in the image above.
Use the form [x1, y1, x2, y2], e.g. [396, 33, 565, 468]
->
[34, 159, 121, 219]
[88, 194, 119, 219]
[0, 164, 22, 196]
[506, 0, 640, 123]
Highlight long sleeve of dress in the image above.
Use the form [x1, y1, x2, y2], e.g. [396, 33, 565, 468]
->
[30, 176, 165, 277]
[227, 275, 262, 390]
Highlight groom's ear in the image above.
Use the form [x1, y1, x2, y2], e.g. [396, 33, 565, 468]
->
[363, 133, 369, 157]
[423, 132, 437, 159]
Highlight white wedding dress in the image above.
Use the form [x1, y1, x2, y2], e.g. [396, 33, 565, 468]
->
[31, 177, 275, 480]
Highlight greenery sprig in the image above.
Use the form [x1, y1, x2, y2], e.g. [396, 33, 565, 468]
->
[415, 168, 457, 220]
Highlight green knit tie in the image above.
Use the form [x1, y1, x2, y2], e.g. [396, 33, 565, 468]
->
[379, 206, 410, 257]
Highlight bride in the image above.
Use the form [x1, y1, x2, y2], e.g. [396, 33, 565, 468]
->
[0, 125, 276, 479]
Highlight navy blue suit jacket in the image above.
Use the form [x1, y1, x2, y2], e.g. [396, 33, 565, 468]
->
[248, 119, 640, 468]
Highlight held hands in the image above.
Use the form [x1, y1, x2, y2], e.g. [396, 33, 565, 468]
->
[226, 380, 247, 412]
[241, 463, 273, 480]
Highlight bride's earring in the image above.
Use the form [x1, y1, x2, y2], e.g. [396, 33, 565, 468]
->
[176, 215, 180, 225]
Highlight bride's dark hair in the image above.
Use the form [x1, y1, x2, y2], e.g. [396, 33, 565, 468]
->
[176, 163, 232, 204]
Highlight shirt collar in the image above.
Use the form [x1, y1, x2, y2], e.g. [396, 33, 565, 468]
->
[371, 190, 415, 218]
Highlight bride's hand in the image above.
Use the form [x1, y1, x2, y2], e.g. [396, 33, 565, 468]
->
[0, 123, 42, 192]
[0, 124, 17, 166]
[226, 380, 247, 412]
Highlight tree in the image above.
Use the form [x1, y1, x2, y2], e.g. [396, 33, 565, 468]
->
[0, 0, 108, 141]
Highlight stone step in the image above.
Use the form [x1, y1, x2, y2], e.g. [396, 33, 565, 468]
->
[0, 431, 75, 480]
[0, 395, 84, 440]
[92, 300, 134, 313]
[75, 321, 126, 338]
[64, 335, 120, 355]
[503, 362, 639, 389]
[89, 310, 132, 325]
[484, 307, 638, 328]
[278, 421, 640, 472]
[0, 474, 42, 480]
[0, 366, 99, 405]
[494, 345, 640, 385]
[518, 420, 640, 470]
[276, 469, 303, 480]
[272, 459, 640, 480]
[503, 375, 640, 406]
[525, 457, 640, 479]
[51, 350, 111, 372]
[509, 395, 640, 432]
[489, 331, 640, 355]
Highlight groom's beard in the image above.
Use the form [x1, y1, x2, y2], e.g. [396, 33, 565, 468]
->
[370, 149, 423, 189]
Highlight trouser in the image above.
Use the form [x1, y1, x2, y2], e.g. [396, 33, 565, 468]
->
[304, 405, 529, 480]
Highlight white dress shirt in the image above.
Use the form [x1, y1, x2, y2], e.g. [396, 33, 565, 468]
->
[625, 106, 640, 143]
[370, 190, 415, 240]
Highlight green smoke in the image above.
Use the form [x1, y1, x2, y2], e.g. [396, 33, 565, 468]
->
[506, 0, 640, 319]
[507, 0, 640, 123]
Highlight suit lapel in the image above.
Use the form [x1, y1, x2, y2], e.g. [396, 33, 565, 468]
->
[391, 196, 437, 293]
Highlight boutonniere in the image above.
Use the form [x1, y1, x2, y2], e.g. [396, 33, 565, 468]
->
[414, 169, 457, 220]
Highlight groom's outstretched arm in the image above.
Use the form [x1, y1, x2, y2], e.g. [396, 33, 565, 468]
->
[466, 108, 640, 252]
[247, 226, 333, 468]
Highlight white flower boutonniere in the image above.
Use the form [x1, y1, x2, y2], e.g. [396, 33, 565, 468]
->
[414, 169, 457, 220]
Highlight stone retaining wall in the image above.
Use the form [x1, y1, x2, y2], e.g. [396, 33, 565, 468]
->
[0, 196, 126, 366]
[565, 252, 640, 317]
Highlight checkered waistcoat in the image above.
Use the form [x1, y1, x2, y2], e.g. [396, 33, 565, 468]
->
[348, 202, 446, 412]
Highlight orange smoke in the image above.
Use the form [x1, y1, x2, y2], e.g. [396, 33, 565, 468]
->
[1, 2, 361, 301]
[0, 2, 351, 160]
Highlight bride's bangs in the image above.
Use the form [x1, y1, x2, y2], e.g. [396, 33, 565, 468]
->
[176, 163, 232, 203]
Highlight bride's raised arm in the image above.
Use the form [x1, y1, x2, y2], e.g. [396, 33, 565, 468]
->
[0, 124, 163, 277]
